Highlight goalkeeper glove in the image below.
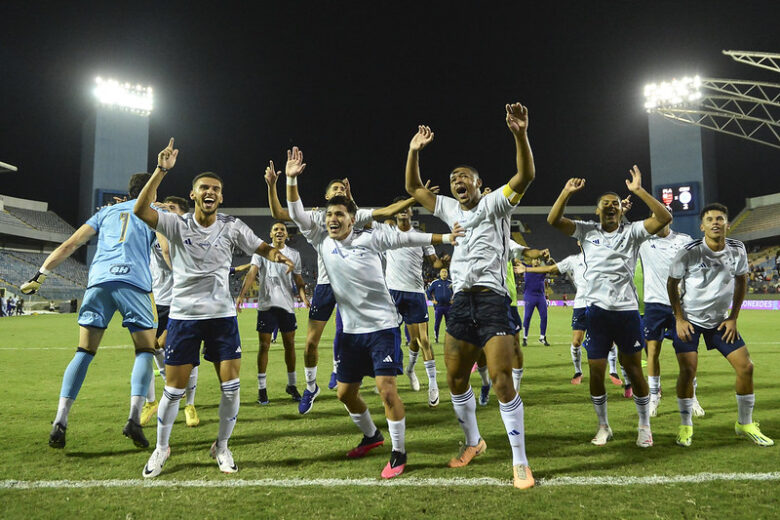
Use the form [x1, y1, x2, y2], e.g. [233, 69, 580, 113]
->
[21, 270, 48, 294]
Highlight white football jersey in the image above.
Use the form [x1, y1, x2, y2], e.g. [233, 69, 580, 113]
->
[384, 228, 436, 293]
[434, 187, 518, 296]
[150, 238, 173, 306]
[508, 239, 527, 260]
[312, 208, 374, 285]
[638, 230, 692, 305]
[251, 245, 302, 314]
[556, 253, 587, 308]
[572, 220, 651, 311]
[289, 199, 433, 334]
[668, 238, 748, 328]
[156, 211, 263, 320]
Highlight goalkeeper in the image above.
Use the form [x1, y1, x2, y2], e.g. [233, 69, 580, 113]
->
[23, 173, 163, 452]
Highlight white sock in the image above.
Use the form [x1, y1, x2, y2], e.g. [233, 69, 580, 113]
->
[332, 356, 338, 373]
[477, 366, 491, 387]
[387, 417, 406, 453]
[570, 345, 582, 373]
[736, 393, 755, 425]
[678, 397, 694, 426]
[693, 377, 698, 398]
[649, 376, 660, 398]
[257, 373, 267, 390]
[146, 373, 156, 403]
[608, 346, 618, 374]
[408, 350, 419, 371]
[153, 350, 166, 381]
[287, 371, 297, 386]
[305, 366, 318, 392]
[349, 408, 378, 437]
[499, 393, 528, 466]
[129, 395, 145, 423]
[185, 366, 198, 406]
[424, 360, 437, 388]
[217, 379, 240, 449]
[633, 394, 650, 428]
[591, 394, 608, 426]
[54, 397, 74, 427]
[451, 387, 481, 446]
[512, 368, 524, 390]
[156, 386, 185, 450]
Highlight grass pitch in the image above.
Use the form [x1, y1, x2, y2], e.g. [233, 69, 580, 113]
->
[1, 307, 779, 519]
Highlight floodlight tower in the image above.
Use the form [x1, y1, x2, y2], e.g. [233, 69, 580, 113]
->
[79, 77, 153, 262]
[643, 50, 780, 238]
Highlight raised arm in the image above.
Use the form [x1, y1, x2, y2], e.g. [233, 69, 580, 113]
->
[235, 264, 259, 313]
[265, 160, 291, 221]
[547, 178, 585, 236]
[20, 224, 96, 294]
[134, 138, 179, 229]
[504, 102, 535, 196]
[522, 264, 560, 275]
[372, 181, 439, 221]
[284, 146, 316, 232]
[625, 165, 672, 234]
[405, 125, 437, 212]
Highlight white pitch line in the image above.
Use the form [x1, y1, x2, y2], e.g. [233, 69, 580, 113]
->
[3, 472, 780, 490]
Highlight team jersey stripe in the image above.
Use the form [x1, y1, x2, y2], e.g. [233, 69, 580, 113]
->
[684, 239, 703, 250]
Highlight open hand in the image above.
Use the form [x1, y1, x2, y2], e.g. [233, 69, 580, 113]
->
[410, 125, 434, 151]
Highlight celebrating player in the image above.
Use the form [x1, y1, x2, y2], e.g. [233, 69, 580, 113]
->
[404, 102, 536, 489]
[134, 139, 294, 478]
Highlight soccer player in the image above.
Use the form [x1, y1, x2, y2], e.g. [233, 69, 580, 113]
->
[236, 221, 310, 405]
[134, 139, 293, 478]
[23, 174, 160, 450]
[141, 196, 201, 428]
[520, 257, 550, 347]
[637, 218, 703, 418]
[285, 147, 461, 478]
[263, 155, 427, 414]
[547, 167, 672, 448]
[426, 268, 453, 344]
[384, 198, 441, 406]
[521, 249, 588, 384]
[404, 102, 536, 490]
[667, 203, 773, 447]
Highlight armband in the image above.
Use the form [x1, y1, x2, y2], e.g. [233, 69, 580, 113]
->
[502, 184, 523, 205]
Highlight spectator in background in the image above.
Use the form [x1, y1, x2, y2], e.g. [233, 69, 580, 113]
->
[48, 300, 56, 312]
[16, 297, 24, 315]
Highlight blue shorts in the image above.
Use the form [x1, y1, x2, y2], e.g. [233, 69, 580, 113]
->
[583, 305, 644, 359]
[571, 307, 587, 331]
[257, 307, 297, 333]
[643, 302, 675, 342]
[389, 289, 429, 324]
[156, 305, 170, 339]
[337, 327, 402, 383]
[309, 284, 337, 321]
[78, 281, 157, 333]
[447, 291, 515, 348]
[672, 323, 746, 357]
[507, 302, 522, 334]
[165, 317, 242, 366]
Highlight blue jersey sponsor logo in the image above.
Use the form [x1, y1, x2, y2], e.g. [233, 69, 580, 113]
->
[109, 264, 131, 275]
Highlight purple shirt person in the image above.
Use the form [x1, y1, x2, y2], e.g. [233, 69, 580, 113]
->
[522, 260, 549, 345]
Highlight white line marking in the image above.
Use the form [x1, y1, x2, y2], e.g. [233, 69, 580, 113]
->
[3, 472, 780, 489]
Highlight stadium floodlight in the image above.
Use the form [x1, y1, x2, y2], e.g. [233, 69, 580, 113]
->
[644, 75, 702, 111]
[93, 76, 154, 116]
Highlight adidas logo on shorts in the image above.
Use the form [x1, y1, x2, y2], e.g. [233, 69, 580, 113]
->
[382, 355, 393, 363]
[236, 345, 242, 353]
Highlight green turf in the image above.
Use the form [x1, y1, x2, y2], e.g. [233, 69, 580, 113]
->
[1, 308, 779, 519]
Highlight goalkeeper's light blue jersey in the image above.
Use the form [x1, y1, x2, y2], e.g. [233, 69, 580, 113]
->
[85, 198, 155, 292]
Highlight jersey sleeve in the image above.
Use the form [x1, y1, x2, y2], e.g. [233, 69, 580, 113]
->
[572, 220, 595, 241]
[250, 253, 262, 268]
[433, 195, 459, 226]
[355, 208, 373, 227]
[556, 256, 572, 276]
[508, 239, 527, 260]
[288, 199, 325, 245]
[667, 247, 690, 280]
[629, 220, 653, 243]
[85, 209, 103, 232]
[369, 223, 433, 252]
[155, 210, 180, 239]
[293, 251, 303, 275]
[233, 218, 265, 256]
[484, 184, 519, 218]
[423, 244, 436, 257]
[735, 244, 749, 276]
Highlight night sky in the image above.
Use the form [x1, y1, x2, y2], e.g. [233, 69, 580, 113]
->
[2, 1, 779, 226]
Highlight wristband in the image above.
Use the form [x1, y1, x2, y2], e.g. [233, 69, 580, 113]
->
[442, 234, 452, 244]
[40, 266, 52, 276]
[286, 176, 298, 186]
[157, 165, 169, 173]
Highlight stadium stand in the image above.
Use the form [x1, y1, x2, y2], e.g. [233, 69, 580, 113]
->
[5, 206, 76, 235]
[729, 192, 780, 243]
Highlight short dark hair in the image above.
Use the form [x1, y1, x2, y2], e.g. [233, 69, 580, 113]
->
[191, 171, 224, 187]
[451, 165, 480, 179]
[128, 173, 151, 199]
[326, 195, 357, 215]
[163, 195, 189, 212]
[700, 202, 728, 220]
[325, 178, 346, 194]
[270, 220, 287, 230]
[596, 191, 621, 205]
